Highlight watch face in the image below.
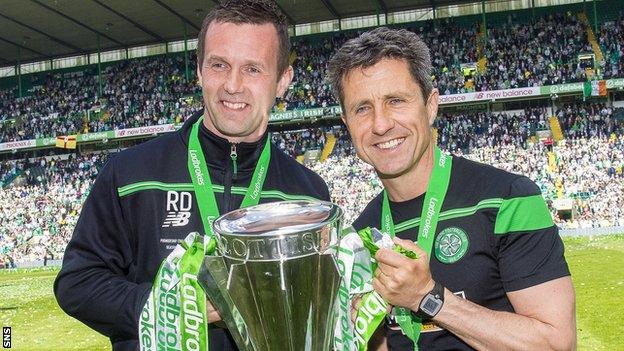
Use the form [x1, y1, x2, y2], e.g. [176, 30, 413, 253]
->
[421, 295, 443, 316]
[422, 297, 439, 313]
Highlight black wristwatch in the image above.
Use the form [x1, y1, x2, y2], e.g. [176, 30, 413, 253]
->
[412, 280, 445, 320]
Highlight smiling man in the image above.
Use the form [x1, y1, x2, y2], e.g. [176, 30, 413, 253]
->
[54, 1, 330, 350]
[328, 27, 576, 350]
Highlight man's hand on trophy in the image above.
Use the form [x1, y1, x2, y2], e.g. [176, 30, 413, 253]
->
[206, 298, 222, 323]
[372, 237, 435, 312]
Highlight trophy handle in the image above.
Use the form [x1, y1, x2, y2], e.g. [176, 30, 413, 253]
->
[198, 256, 255, 351]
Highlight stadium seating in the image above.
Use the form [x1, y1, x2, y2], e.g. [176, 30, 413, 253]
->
[1, 12, 623, 143]
[1, 7, 624, 264]
[2, 103, 623, 263]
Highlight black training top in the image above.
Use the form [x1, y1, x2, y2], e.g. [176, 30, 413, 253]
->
[353, 155, 570, 351]
[54, 110, 330, 351]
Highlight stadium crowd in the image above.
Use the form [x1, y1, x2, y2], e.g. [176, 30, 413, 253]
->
[2, 7, 624, 265]
[482, 13, 593, 90]
[465, 137, 624, 228]
[1, 153, 107, 267]
[2, 11, 624, 143]
[0, 55, 203, 142]
[272, 128, 327, 158]
[2, 102, 624, 265]
[557, 102, 624, 138]
[599, 13, 624, 79]
[434, 107, 545, 151]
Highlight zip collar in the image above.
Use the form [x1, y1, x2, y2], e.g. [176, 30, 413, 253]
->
[180, 110, 269, 172]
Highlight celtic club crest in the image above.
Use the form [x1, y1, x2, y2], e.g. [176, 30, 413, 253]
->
[434, 227, 469, 264]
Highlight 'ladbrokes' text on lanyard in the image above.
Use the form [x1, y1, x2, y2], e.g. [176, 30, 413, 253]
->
[380, 145, 452, 350]
[187, 116, 271, 238]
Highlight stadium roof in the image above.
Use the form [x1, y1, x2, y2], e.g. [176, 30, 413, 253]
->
[0, 0, 488, 66]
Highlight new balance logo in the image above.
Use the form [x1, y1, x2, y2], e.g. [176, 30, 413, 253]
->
[162, 191, 192, 228]
[162, 212, 191, 227]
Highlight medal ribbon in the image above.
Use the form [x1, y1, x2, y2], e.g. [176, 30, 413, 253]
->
[187, 116, 271, 241]
[380, 145, 452, 350]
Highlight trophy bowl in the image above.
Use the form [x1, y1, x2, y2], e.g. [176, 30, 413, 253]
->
[198, 200, 343, 351]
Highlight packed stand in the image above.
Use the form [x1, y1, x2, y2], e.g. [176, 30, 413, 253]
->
[277, 38, 339, 111]
[100, 55, 202, 131]
[556, 103, 624, 139]
[414, 20, 479, 95]
[482, 13, 593, 90]
[550, 138, 624, 228]
[1, 115, 624, 264]
[272, 125, 353, 158]
[0, 55, 202, 143]
[435, 107, 548, 151]
[0, 152, 108, 266]
[0, 71, 99, 141]
[5, 9, 624, 143]
[466, 137, 624, 229]
[0, 159, 24, 188]
[272, 128, 327, 158]
[598, 14, 624, 79]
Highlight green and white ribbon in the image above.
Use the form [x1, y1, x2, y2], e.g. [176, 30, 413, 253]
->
[334, 227, 383, 351]
[334, 228, 360, 351]
[353, 291, 388, 351]
[140, 232, 216, 351]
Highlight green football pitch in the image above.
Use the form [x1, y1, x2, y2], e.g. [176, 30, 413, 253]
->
[1, 235, 623, 350]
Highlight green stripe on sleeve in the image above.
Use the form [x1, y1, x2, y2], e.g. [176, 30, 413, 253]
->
[118, 181, 195, 197]
[438, 198, 503, 222]
[394, 198, 503, 233]
[117, 181, 320, 202]
[494, 194, 554, 234]
[260, 190, 318, 202]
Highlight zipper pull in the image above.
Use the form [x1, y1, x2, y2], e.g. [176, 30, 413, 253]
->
[230, 143, 238, 180]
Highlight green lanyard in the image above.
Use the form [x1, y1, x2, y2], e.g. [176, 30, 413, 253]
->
[380, 145, 452, 350]
[187, 116, 271, 239]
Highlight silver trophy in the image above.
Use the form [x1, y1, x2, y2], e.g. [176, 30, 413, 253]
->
[198, 200, 343, 351]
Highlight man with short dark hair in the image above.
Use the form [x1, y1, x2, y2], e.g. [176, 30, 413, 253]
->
[54, 1, 330, 350]
[328, 27, 576, 350]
